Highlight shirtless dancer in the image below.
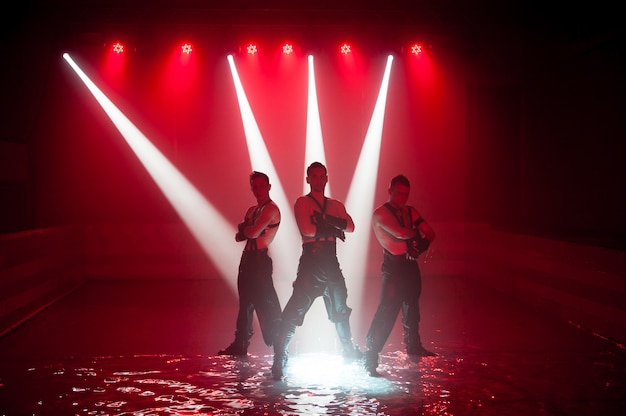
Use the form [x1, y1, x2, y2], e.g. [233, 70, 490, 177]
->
[271, 162, 361, 380]
[363, 174, 436, 376]
[218, 171, 282, 356]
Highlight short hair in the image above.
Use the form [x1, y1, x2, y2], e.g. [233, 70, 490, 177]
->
[306, 161, 327, 177]
[250, 171, 270, 184]
[390, 174, 410, 189]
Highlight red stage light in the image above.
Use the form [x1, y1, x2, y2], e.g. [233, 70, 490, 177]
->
[181, 43, 193, 54]
[112, 42, 124, 54]
[283, 43, 293, 55]
[246, 43, 257, 55]
[411, 44, 422, 55]
[340, 43, 351, 55]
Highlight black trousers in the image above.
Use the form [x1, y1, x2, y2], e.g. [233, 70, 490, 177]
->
[279, 241, 354, 348]
[234, 249, 282, 346]
[366, 252, 423, 354]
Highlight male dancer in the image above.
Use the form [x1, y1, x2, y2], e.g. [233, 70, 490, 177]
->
[271, 162, 361, 380]
[364, 174, 436, 376]
[218, 171, 282, 356]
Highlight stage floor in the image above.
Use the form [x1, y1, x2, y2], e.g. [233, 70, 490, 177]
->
[0, 275, 624, 415]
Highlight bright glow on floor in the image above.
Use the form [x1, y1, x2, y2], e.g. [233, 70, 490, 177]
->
[280, 352, 396, 394]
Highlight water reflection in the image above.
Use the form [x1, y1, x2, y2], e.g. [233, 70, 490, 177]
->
[2, 345, 625, 415]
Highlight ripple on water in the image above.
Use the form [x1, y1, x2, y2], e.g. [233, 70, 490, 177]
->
[2, 346, 624, 415]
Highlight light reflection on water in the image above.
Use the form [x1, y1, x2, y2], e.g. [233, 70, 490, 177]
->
[3, 346, 625, 415]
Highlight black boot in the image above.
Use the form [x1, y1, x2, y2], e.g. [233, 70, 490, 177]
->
[364, 350, 380, 377]
[405, 325, 436, 358]
[218, 343, 248, 356]
[335, 320, 362, 362]
[271, 323, 295, 380]
[407, 344, 436, 358]
[218, 338, 249, 356]
[271, 350, 288, 380]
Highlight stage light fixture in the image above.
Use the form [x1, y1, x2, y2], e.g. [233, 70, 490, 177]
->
[282, 43, 294, 55]
[411, 44, 423, 55]
[246, 43, 257, 55]
[340, 43, 351, 55]
[181, 43, 193, 54]
[112, 42, 124, 54]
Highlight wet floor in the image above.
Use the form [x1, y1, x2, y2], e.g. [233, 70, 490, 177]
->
[0, 276, 624, 415]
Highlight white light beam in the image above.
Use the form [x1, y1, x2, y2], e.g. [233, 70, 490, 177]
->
[341, 55, 394, 335]
[305, 55, 332, 196]
[227, 55, 301, 301]
[63, 52, 240, 287]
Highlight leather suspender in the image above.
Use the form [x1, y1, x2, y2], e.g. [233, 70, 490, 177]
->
[248, 199, 272, 250]
[383, 203, 416, 256]
[308, 194, 328, 241]
[383, 202, 414, 227]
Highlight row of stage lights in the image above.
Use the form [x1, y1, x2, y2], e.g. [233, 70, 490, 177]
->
[109, 41, 424, 56]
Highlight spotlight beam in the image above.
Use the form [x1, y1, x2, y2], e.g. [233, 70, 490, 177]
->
[226, 55, 300, 301]
[63, 53, 240, 287]
[305, 55, 331, 196]
[341, 55, 394, 335]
